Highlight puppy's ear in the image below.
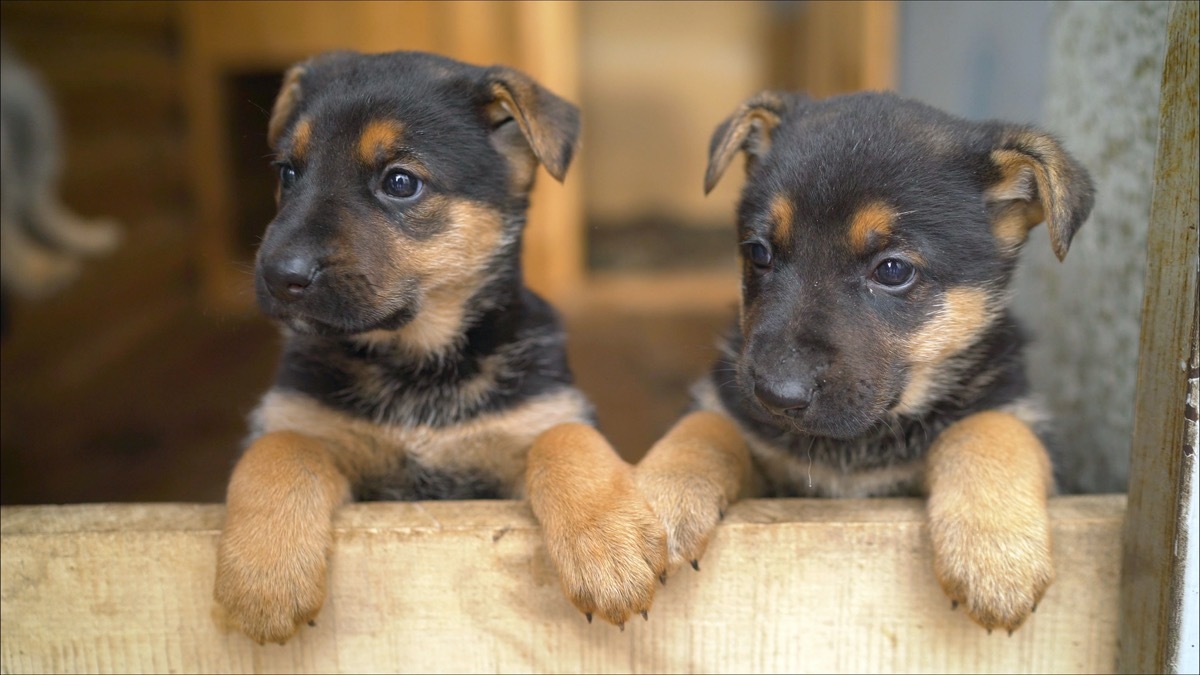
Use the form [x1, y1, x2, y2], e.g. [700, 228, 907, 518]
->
[986, 128, 1094, 261]
[704, 91, 789, 194]
[483, 66, 581, 183]
[268, 64, 307, 149]
[267, 51, 358, 150]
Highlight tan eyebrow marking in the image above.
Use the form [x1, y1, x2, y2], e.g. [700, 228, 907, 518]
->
[357, 119, 406, 164]
[848, 202, 896, 253]
[292, 117, 312, 161]
[770, 194, 794, 247]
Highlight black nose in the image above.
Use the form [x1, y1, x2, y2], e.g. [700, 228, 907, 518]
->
[754, 380, 815, 415]
[262, 256, 320, 302]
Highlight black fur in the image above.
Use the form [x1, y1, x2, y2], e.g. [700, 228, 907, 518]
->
[270, 288, 578, 428]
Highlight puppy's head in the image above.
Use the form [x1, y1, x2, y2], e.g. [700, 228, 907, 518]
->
[706, 91, 1093, 438]
[255, 51, 579, 340]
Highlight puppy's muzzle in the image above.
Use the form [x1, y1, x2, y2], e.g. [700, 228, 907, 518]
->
[261, 254, 322, 303]
[753, 378, 817, 417]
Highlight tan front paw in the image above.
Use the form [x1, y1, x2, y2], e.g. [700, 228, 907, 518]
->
[542, 491, 668, 628]
[214, 522, 329, 645]
[528, 423, 671, 627]
[635, 469, 726, 575]
[930, 512, 1054, 633]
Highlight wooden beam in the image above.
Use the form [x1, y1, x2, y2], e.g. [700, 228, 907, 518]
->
[3, 497, 1122, 673]
[1118, 2, 1200, 672]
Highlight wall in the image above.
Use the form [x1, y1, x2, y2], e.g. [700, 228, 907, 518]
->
[1016, 1, 1169, 494]
[900, 0, 1170, 494]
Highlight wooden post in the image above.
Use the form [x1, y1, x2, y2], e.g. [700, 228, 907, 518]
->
[1118, 2, 1200, 672]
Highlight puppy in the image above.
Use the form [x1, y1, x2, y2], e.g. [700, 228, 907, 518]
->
[633, 90, 1094, 634]
[215, 50, 666, 644]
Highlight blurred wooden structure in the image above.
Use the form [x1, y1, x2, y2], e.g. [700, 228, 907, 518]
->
[180, 1, 899, 312]
[1, 496, 1123, 674]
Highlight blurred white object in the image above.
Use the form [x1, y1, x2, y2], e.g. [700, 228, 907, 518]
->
[0, 40, 122, 302]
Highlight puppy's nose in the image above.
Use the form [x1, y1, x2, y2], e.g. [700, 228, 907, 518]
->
[754, 380, 814, 415]
[262, 256, 320, 302]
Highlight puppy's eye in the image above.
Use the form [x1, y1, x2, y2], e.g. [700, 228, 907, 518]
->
[278, 164, 298, 190]
[383, 168, 423, 199]
[872, 258, 916, 287]
[742, 241, 773, 270]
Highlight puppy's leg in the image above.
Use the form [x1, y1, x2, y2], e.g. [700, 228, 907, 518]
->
[925, 411, 1054, 633]
[527, 423, 667, 627]
[214, 431, 350, 644]
[634, 411, 751, 574]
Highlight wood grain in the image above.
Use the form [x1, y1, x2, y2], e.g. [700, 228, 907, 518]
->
[1117, 1, 1200, 672]
[3, 497, 1122, 673]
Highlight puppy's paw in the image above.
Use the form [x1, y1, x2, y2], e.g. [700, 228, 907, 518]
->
[635, 468, 726, 575]
[214, 518, 329, 645]
[542, 484, 668, 627]
[529, 423, 668, 628]
[930, 507, 1053, 634]
[633, 410, 749, 577]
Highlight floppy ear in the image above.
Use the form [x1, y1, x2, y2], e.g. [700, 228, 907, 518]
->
[483, 66, 581, 183]
[267, 51, 359, 150]
[268, 64, 307, 149]
[986, 128, 1095, 261]
[704, 91, 789, 194]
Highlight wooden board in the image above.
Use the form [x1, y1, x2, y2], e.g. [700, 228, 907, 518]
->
[2, 496, 1123, 674]
[1117, 1, 1200, 672]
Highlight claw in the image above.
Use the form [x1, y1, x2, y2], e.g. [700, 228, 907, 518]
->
[641, 610, 649, 621]
[718, 508, 726, 519]
[1008, 630, 1014, 637]
[307, 620, 316, 627]
[987, 629, 993, 636]
[586, 613, 593, 624]
[951, 600, 958, 611]
[618, 622, 625, 632]
[1031, 602, 1038, 614]
[659, 571, 668, 586]
[690, 559, 700, 572]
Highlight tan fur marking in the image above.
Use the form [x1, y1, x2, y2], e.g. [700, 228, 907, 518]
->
[848, 202, 895, 253]
[769, 195, 794, 247]
[925, 411, 1055, 632]
[634, 411, 751, 572]
[895, 287, 995, 415]
[214, 431, 350, 644]
[527, 423, 668, 626]
[358, 200, 505, 355]
[252, 388, 591, 498]
[291, 118, 312, 161]
[987, 149, 1047, 251]
[357, 119, 406, 165]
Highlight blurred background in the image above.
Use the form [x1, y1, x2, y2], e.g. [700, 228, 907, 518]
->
[0, 1, 1168, 504]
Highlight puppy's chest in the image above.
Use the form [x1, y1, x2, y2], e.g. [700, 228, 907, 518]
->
[747, 430, 932, 498]
[251, 383, 591, 502]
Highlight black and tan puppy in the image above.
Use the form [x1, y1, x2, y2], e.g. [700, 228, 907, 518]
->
[215, 50, 667, 644]
[634, 90, 1093, 634]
